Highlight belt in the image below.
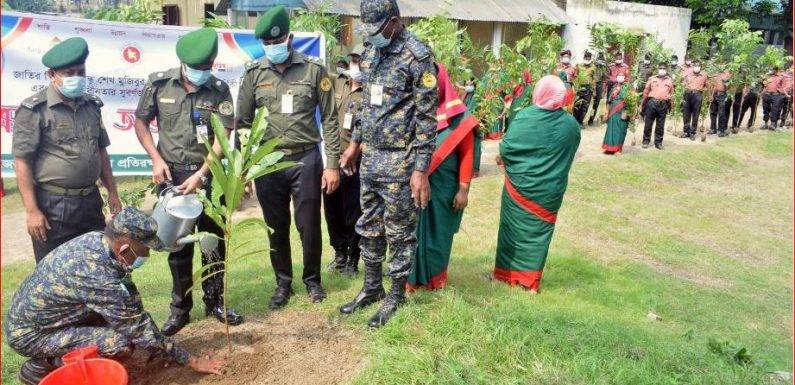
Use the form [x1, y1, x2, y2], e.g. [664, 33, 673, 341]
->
[167, 162, 202, 171]
[279, 144, 316, 156]
[38, 183, 97, 197]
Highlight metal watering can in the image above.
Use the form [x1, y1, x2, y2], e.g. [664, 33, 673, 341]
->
[151, 183, 210, 252]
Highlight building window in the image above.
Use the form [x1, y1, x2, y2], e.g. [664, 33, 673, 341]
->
[162, 5, 179, 26]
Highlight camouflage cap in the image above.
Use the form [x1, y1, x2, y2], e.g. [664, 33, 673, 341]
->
[359, 0, 399, 36]
[110, 207, 166, 251]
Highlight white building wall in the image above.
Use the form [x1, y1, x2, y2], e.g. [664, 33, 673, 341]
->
[563, 0, 692, 63]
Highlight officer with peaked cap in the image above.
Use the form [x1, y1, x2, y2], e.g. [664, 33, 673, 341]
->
[12, 37, 122, 263]
[134, 27, 243, 335]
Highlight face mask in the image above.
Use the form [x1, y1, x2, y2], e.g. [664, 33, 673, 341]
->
[616, 75, 625, 83]
[685, 60, 692, 66]
[264, 40, 290, 64]
[658, 69, 667, 76]
[615, 59, 623, 65]
[561, 57, 571, 64]
[337, 66, 347, 74]
[643, 60, 650, 65]
[347, 68, 363, 83]
[367, 21, 395, 49]
[57, 75, 87, 99]
[464, 85, 475, 93]
[584, 59, 592, 65]
[182, 64, 212, 86]
[693, 67, 701, 73]
[122, 245, 148, 270]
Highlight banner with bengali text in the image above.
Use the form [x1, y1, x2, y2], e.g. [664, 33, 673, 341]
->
[1, 11, 324, 176]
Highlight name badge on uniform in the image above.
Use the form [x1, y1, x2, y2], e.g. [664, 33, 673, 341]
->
[196, 122, 209, 144]
[343, 113, 353, 130]
[371, 84, 384, 106]
[159, 98, 176, 104]
[282, 91, 294, 114]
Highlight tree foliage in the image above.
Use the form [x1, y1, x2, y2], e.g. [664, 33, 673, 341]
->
[202, 11, 243, 29]
[85, 0, 163, 24]
[3, 0, 53, 12]
[408, 13, 485, 85]
[292, 1, 343, 62]
[686, 28, 712, 61]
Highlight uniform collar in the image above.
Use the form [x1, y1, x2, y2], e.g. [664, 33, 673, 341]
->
[46, 85, 87, 108]
[384, 27, 407, 54]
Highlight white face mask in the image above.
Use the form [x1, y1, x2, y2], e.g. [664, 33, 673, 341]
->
[464, 85, 475, 93]
[615, 59, 623, 64]
[561, 57, 571, 64]
[693, 67, 701, 73]
[584, 59, 592, 65]
[616, 75, 625, 83]
[685, 60, 692, 66]
[658, 69, 667, 76]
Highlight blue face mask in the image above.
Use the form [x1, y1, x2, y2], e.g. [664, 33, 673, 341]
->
[58, 76, 86, 99]
[124, 246, 149, 270]
[368, 31, 392, 49]
[183, 64, 212, 86]
[264, 40, 290, 64]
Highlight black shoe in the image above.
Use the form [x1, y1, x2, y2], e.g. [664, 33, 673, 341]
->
[162, 313, 190, 336]
[367, 277, 407, 328]
[587, 117, 595, 126]
[343, 246, 361, 277]
[641, 142, 650, 149]
[327, 247, 348, 272]
[205, 305, 244, 326]
[340, 263, 386, 314]
[708, 129, 717, 135]
[655, 144, 664, 150]
[718, 131, 727, 137]
[268, 285, 294, 310]
[689, 133, 696, 141]
[307, 284, 327, 303]
[19, 358, 59, 385]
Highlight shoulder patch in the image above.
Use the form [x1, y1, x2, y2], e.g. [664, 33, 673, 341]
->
[20, 93, 46, 109]
[421, 72, 437, 88]
[320, 77, 332, 92]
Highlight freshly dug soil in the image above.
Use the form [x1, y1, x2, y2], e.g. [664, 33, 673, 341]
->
[126, 310, 364, 385]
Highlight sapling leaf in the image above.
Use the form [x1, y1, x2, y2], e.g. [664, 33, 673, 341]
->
[246, 161, 298, 182]
[246, 138, 281, 169]
[210, 114, 233, 161]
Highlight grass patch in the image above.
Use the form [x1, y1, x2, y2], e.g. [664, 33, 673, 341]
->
[1, 132, 792, 384]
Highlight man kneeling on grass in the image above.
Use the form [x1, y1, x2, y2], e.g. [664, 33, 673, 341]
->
[3, 207, 223, 385]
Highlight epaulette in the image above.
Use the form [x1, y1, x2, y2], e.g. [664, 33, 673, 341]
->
[20, 92, 47, 109]
[303, 55, 323, 66]
[148, 71, 170, 84]
[245, 60, 260, 72]
[405, 34, 432, 61]
[86, 94, 104, 108]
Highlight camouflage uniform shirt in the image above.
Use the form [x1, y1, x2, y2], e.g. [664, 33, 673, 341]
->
[352, 28, 438, 182]
[4, 232, 190, 364]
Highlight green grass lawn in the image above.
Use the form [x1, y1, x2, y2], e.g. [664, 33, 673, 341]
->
[2, 132, 793, 385]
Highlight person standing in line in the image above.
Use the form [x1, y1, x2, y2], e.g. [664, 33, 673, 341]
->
[12, 37, 121, 263]
[641, 63, 674, 149]
[681, 60, 707, 140]
[325, 44, 365, 276]
[573, 51, 596, 125]
[737, 80, 760, 131]
[761, 66, 784, 130]
[235, 6, 342, 310]
[586, 52, 608, 126]
[338, 0, 438, 328]
[708, 67, 732, 137]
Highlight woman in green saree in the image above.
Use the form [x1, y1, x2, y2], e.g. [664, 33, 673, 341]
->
[408, 63, 479, 291]
[602, 74, 630, 154]
[493, 75, 581, 293]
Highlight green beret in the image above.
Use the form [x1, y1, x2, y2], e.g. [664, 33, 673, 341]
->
[255, 5, 289, 40]
[177, 28, 218, 66]
[42, 37, 89, 70]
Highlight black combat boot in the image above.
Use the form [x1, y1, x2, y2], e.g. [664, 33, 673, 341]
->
[327, 246, 348, 272]
[205, 301, 244, 326]
[343, 244, 360, 276]
[19, 357, 60, 385]
[340, 263, 385, 314]
[162, 313, 190, 336]
[367, 276, 407, 328]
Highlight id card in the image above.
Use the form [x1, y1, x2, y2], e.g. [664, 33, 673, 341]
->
[371, 84, 384, 106]
[343, 113, 353, 130]
[196, 123, 208, 144]
[281, 93, 294, 114]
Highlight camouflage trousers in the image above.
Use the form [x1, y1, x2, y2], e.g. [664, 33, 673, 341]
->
[8, 322, 131, 359]
[356, 178, 418, 278]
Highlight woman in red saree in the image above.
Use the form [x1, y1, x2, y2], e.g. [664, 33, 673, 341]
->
[407, 63, 479, 291]
[493, 75, 581, 293]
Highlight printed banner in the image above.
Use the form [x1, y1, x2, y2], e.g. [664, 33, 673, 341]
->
[1, 11, 325, 176]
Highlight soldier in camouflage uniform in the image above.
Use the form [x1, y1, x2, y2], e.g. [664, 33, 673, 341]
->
[12, 37, 122, 263]
[4, 208, 223, 385]
[338, 0, 438, 328]
[236, 6, 341, 310]
[134, 28, 243, 335]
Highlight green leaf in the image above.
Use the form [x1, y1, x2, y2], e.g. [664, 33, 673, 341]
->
[210, 113, 233, 161]
[246, 161, 297, 182]
[245, 138, 281, 169]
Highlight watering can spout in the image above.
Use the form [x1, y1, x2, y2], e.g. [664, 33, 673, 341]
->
[176, 234, 219, 254]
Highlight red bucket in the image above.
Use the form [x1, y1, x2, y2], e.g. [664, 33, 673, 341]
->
[39, 358, 128, 385]
[61, 346, 99, 365]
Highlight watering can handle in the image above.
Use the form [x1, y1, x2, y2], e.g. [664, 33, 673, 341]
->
[157, 181, 185, 200]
